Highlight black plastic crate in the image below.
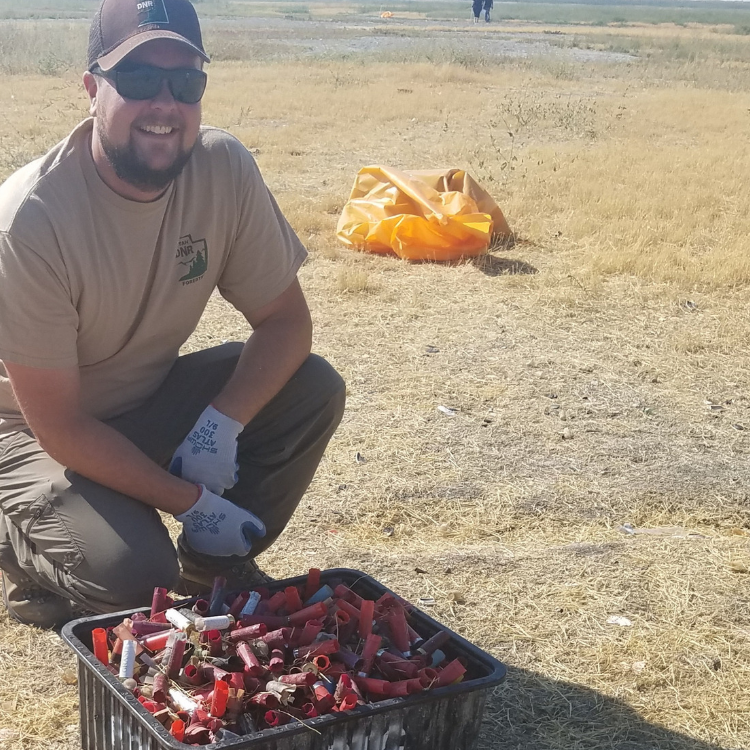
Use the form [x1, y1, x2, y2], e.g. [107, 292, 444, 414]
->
[62, 568, 506, 750]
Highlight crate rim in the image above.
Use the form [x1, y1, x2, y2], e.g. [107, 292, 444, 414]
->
[61, 567, 506, 749]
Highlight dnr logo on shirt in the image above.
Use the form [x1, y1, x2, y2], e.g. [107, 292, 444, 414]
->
[176, 234, 208, 285]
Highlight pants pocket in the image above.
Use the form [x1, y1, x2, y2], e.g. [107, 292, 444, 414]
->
[3, 493, 84, 571]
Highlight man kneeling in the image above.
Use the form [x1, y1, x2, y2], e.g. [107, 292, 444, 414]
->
[0, 0, 345, 628]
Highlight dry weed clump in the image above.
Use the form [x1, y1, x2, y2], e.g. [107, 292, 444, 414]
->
[336, 266, 370, 293]
[2, 10, 750, 750]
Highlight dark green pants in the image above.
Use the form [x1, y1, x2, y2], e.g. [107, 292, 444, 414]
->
[0, 345, 345, 613]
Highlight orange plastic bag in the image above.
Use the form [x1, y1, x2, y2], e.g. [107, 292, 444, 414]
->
[336, 166, 511, 261]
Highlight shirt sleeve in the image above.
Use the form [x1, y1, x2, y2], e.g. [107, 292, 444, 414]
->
[216, 146, 307, 317]
[0, 232, 79, 368]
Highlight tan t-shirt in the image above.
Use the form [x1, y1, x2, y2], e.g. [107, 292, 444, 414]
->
[0, 118, 307, 434]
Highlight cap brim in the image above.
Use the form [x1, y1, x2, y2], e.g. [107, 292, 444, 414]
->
[95, 30, 210, 72]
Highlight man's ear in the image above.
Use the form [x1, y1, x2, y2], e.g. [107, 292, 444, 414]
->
[83, 71, 99, 116]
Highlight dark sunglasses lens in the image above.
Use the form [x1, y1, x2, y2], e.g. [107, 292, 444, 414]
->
[169, 70, 207, 104]
[115, 68, 163, 100]
[113, 68, 206, 104]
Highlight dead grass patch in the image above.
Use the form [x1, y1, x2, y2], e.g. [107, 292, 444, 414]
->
[2, 12, 750, 750]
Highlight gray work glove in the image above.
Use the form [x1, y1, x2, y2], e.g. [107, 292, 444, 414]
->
[169, 405, 243, 495]
[175, 484, 266, 557]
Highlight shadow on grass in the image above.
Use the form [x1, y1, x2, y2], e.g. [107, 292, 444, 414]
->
[470, 254, 538, 277]
[478, 666, 727, 750]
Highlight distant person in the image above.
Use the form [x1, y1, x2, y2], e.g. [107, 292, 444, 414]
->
[0, 0, 345, 628]
[472, 0, 483, 23]
[483, 0, 493, 22]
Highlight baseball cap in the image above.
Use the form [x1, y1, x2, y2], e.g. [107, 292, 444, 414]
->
[88, 0, 211, 72]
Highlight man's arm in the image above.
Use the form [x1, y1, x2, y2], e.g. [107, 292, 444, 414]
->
[5, 362, 199, 515]
[211, 277, 313, 425]
[7, 362, 269, 557]
[6, 278, 310, 512]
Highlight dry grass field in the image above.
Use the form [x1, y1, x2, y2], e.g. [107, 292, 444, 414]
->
[3, 3, 750, 749]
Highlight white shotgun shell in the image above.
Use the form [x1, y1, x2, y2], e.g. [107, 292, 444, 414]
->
[165, 608, 193, 631]
[194, 614, 235, 632]
[119, 640, 137, 680]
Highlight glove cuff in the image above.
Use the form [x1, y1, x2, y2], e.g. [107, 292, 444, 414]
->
[174, 483, 208, 522]
[204, 404, 244, 437]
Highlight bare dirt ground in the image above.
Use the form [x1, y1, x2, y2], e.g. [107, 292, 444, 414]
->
[2, 9, 750, 750]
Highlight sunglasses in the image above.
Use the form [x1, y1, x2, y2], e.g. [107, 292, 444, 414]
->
[92, 64, 207, 104]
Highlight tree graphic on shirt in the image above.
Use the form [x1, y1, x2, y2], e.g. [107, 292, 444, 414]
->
[179, 248, 208, 282]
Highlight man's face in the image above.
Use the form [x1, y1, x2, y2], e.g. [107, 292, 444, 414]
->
[85, 39, 203, 196]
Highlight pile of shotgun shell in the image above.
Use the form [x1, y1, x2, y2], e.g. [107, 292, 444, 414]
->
[90, 569, 467, 745]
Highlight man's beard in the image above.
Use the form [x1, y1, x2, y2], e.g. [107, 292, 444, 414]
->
[99, 127, 194, 193]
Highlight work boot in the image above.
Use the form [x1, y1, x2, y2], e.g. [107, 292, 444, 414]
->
[177, 553, 274, 597]
[0, 555, 72, 629]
